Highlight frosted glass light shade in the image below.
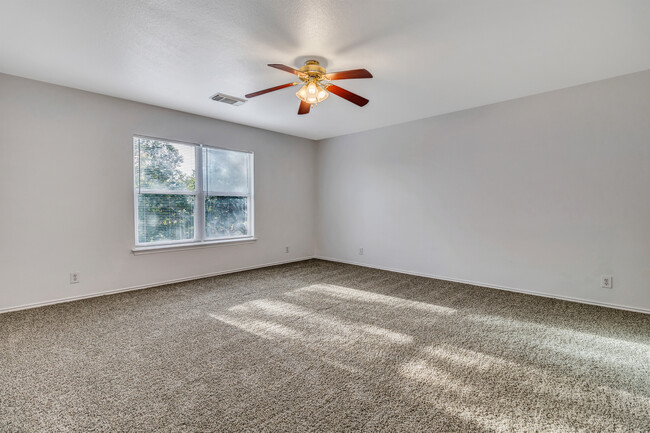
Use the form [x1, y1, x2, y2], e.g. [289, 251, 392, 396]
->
[296, 81, 329, 104]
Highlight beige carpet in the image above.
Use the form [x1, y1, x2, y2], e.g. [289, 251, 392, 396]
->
[1, 259, 648, 432]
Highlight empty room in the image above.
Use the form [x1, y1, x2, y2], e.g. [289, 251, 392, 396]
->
[1, 1, 649, 432]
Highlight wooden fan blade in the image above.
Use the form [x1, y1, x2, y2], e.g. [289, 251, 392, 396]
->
[324, 69, 373, 80]
[268, 64, 303, 76]
[298, 100, 311, 115]
[326, 84, 369, 107]
[245, 82, 297, 98]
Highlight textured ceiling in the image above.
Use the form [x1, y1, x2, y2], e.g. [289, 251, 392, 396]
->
[1, 1, 650, 140]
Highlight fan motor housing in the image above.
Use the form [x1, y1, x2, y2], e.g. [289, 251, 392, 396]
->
[299, 60, 326, 80]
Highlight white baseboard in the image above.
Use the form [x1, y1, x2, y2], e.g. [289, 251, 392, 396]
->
[4, 255, 647, 316]
[0, 256, 314, 315]
[315, 256, 650, 315]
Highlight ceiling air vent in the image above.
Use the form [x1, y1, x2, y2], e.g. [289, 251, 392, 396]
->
[210, 93, 246, 106]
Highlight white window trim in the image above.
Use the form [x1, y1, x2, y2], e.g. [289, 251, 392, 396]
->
[132, 135, 254, 253]
[132, 237, 258, 255]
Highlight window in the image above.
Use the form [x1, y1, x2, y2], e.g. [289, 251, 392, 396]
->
[133, 136, 253, 247]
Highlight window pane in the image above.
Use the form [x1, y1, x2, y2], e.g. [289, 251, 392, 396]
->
[138, 194, 195, 243]
[204, 148, 249, 194]
[134, 138, 196, 191]
[205, 196, 248, 239]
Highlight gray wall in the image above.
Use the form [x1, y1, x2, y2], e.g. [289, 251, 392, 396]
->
[0, 73, 316, 312]
[2, 70, 649, 314]
[316, 70, 650, 313]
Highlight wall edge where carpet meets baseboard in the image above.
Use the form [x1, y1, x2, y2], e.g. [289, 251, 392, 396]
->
[314, 256, 650, 315]
[0, 256, 315, 315]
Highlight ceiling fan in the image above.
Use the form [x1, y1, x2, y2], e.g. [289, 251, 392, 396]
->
[245, 60, 373, 115]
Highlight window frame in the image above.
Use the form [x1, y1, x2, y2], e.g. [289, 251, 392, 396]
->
[132, 135, 255, 251]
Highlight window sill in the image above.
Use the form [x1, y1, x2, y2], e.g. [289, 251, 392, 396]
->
[132, 238, 257, 255]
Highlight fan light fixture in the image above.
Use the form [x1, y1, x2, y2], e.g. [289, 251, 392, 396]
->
[245, 60, 372, 115]
[296, 79, 329, 105]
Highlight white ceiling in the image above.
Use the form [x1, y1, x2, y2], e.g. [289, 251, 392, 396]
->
[1, 1, 649, 140]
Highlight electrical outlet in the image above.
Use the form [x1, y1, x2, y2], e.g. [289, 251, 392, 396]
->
[359, 247, 364, 255]
[70, 272, 80, 284]
[285, 246, 289, 253]
[601, 275, 613, 289]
